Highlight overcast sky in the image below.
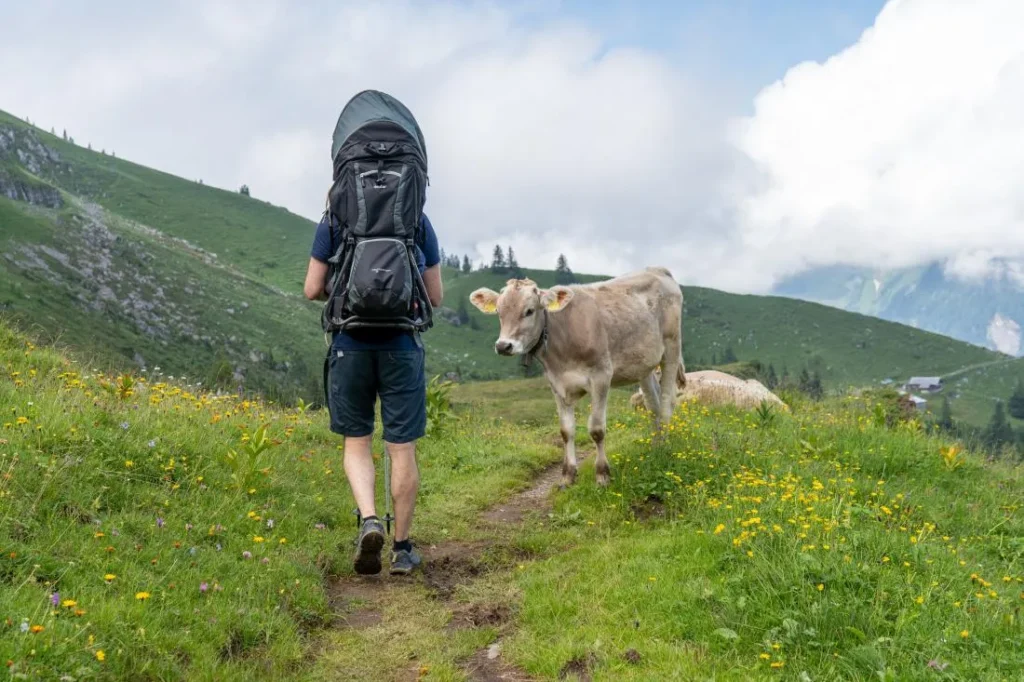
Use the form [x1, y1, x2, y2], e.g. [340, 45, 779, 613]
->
[3, 0, 1022, 293]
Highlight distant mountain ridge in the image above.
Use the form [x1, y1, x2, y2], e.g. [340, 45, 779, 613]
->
[774, 263, 1024, 356]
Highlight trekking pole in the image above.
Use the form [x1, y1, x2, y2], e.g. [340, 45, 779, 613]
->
[382, 444, 394, 536]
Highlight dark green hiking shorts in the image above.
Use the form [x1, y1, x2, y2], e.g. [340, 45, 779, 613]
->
[325, 347, 426, 443]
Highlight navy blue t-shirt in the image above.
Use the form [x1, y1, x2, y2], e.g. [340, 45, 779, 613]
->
[310, 213, 440, 351]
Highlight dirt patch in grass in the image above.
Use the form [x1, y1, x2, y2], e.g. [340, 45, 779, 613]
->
[557, 652, 596, 681]
[460, 644, 536, 682]
[630, 494, 666, 521]
[326, 574, 390, 630]
[448, 602, 512, 631]
[421, 542, 490, 600]
[482, 451, 590, 526]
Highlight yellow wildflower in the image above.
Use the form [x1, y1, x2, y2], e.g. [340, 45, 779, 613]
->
[135, 591, 151, 601]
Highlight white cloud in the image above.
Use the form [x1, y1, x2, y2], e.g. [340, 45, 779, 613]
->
[730, 0, 1024, 290]
[3, 0, 1022, 294]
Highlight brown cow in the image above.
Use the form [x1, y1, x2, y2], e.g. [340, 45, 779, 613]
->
[469, 266, 685, 487]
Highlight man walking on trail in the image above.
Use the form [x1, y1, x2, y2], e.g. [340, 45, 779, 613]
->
[304, 212, 443, 575]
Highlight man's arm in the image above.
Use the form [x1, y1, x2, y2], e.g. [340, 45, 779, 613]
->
[304, 257, 329, 301]
[422, 263, 443, 308]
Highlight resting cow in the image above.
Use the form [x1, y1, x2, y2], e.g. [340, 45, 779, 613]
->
[470, 267, 685, 487]
[630, 368, 786, 411]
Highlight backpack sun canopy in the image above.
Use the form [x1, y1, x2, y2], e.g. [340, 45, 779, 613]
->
[331, 90, 427, 168]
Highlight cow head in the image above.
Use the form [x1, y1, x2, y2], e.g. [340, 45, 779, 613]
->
[469, 278, 574, 356]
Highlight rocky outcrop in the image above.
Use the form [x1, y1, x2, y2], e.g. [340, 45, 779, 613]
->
[0, 169, 63, 208]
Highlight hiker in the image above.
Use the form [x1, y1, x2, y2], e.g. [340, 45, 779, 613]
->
[303, 90, 442, 576]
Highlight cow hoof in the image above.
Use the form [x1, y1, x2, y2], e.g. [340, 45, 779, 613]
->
[596, 472, 610, 487]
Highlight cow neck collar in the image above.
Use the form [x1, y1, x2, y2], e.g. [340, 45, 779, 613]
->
[521, 308, 549, 365]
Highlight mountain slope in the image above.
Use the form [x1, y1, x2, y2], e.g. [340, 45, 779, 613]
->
[775, 263, 1024, 356]
[2, 108, 1020, 426]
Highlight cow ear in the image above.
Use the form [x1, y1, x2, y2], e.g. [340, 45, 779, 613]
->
[469, 288, 499, 314]
[540, 286, 574, 312]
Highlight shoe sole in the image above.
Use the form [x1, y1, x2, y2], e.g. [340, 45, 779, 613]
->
[389, 564, 413, 576]
[353, 529, 384, 575]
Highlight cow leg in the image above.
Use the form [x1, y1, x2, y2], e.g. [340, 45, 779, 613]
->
[553, 391, 578, 488]
[588, 378, 611, 487]
[657, 345, 682, 432]
[639, 372, 661, 423]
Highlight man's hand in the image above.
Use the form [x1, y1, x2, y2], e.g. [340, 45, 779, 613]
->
[304, 257, 329, 301]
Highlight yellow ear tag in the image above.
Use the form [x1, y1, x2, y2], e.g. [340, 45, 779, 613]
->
[481, 300, 497, 313]
[545, 298, 561, 311]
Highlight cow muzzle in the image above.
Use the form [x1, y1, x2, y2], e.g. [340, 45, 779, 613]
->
[495, 339, 516, 356]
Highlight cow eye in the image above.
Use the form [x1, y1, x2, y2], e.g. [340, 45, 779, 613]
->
[524, 308, 535, 317]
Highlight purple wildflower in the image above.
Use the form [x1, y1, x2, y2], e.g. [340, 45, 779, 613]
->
[119, 421, 130, 430]
[147, 439, 156, 448]
[314, 523, 326, 531]
[261, 557, 270, 565]
[199, 582, 209, 593]
[242, 551, 252, 560]
[50, 592, 60, 606]
[111, 528, 120, 537]
[927, 660, 949, 671]
[156, 517, 164, 528]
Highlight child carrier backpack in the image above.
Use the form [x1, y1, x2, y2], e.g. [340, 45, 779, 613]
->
[321, 90, 433, 333]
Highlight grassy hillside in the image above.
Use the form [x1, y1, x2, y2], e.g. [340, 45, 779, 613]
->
[3, 108, 1022, 426]
[1, 321, 1021, 680]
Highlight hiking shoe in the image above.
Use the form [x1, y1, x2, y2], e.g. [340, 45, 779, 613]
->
[352, 518, 385, 575]
[389, 546, 422, 575]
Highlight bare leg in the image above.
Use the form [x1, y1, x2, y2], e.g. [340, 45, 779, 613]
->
[588, 378, 611, 487]
[386, 441, 419, 542]
[553, 391, 577, 487]
[343, 435, 376, 519]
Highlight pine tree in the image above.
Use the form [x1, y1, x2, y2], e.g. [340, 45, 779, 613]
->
[937, 396, 954, 432]
[439, 248, 447, 267]
[87, 143, 92, 151]
[798, 367, 812, 394]
[985, 400, 1015, 452]
[62, 129, 67, 141]
[1008, 379, 1024, 420]
[507, 246, 523, 278]
[766, 364, 778, 390]
[490, 245, 506, 273]
[462, 255, 472, 274]
[808, 370, 824, 400]
[50, 127, 55, 135]
[555, 254, 575, 285]
[239, 185, 250, 197]
[722, 345, 738, 363]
